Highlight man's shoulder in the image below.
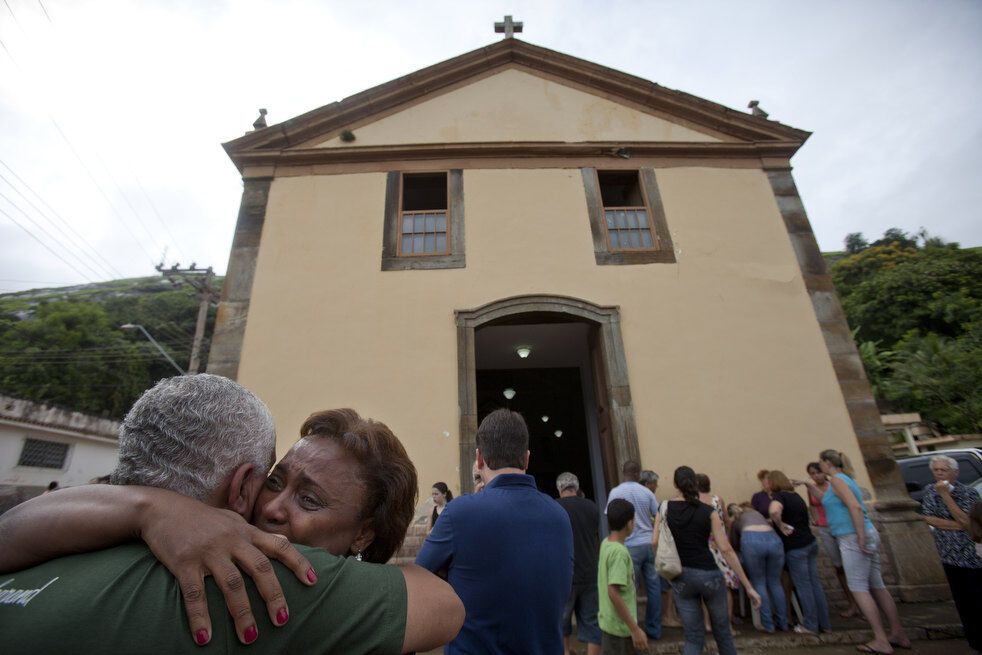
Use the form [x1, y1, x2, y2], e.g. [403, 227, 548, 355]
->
[558, 495, 599, 513]
[609, 481, 652, 499]
[3, 543, 155, 582]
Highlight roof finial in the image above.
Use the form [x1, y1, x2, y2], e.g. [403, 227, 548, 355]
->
[252, 108, 268, 130]
[494, 15, 523, 39]
[747, 100, 769, 119]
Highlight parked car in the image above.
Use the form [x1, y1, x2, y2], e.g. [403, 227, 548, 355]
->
[897, 448, 982, 503]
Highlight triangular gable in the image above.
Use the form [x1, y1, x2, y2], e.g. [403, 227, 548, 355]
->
[224, 39, 810, 170]
[306, 68, 724, 149]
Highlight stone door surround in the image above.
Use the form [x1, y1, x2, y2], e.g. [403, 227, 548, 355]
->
[454, 294, 641, 493]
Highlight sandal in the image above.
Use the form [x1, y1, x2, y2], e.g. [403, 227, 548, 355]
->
[856, 644, 893, 655]
[889, 641, 912, 650]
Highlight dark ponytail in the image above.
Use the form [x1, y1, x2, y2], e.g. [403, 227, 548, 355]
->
[674, 466, 700, 506]
[433, 481, 452, 502]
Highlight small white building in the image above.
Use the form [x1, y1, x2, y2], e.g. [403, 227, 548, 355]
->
[0, 395, 119, 512]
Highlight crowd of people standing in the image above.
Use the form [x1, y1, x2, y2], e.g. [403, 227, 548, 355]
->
[1, 373, 980, 654]
[524, 447, 980, 655]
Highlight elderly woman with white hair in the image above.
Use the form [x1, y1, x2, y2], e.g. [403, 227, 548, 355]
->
[919, 454, 982, 653]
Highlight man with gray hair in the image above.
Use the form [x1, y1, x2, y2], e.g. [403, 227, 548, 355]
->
[0, 374, 463, 654]
[111, 372, 276, 501]
[640, 470, 659, 496]
[556, 472, 601, 655]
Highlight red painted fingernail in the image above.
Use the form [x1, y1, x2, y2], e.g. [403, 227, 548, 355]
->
[195, 629, 210, 646]
[306, 568, 317, 584]
[276, 607, 289, 625]
[244, 625, 258, 644]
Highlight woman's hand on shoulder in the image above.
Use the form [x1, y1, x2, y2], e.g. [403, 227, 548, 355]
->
[140, 494, 316, 647]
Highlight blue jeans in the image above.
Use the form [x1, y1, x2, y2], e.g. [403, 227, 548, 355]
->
[740, 530, 788, 631]
[785, 541, 831, 632]
[671, 567, 736, 655]
[626, 544, 662, 639]
[562, 584, 601, 645]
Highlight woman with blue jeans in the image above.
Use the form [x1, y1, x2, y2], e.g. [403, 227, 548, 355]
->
[819, 449, 910, 654]
[731, 507, 787, 632]
[653, 467, 761, 655]
[767, 469, 831, 634]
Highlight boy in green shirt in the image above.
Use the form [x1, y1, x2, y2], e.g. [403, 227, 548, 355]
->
[599, 499, 649, 654]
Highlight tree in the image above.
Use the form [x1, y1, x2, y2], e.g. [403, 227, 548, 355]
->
[0, 301, 152, 416]
[871, 227, 918, 250]
[844, 232, 868, 254]
[831, 230, 982, 434]
[836, 246, 982, 346]
[883, 323, 982, 434]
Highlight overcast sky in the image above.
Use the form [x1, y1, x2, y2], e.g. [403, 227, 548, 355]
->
[1, 1, 980, 294]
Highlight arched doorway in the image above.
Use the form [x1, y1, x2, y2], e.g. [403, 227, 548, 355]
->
[455, 295, 640, 500]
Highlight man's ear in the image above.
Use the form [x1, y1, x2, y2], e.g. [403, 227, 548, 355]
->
[475, 448, 485, 470]
[350, 520, 376, 558]
[522, 450, 530, 471]
[226, 463, 263, 520]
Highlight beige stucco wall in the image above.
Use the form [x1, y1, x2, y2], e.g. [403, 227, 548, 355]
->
[235, 165, 871, 507]
[310, 68, 723, 148]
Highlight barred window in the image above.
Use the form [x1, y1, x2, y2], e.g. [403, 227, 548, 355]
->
[400, 173, 448, 255]
[599, 171, 653, 252]
[582, 168, 675, 265]
[382, 170, 465, 270]
[18, 438, 69, 469]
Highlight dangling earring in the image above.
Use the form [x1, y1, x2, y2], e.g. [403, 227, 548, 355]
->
[355, 551, 363, 562]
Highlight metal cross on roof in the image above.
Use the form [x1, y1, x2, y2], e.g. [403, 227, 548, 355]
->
[494, 15, 523, 39]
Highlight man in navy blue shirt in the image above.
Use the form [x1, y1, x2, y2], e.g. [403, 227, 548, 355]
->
[416, 409, 574, 654]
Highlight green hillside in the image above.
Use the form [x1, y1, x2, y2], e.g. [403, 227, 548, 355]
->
[0, 276, 221, 418]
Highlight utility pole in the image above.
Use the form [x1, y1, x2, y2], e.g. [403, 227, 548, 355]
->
[156, 262, 218, 374]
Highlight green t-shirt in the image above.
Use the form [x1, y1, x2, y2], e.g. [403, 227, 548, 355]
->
[597, 537, 636, 637]
[0, 542, 406, 654]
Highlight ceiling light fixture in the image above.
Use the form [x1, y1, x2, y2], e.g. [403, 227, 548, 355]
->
[554, 430, 563, 438]
[516, 346, 531, 359]
[503, 388, 516, 400]
[541, 415, 549, 422]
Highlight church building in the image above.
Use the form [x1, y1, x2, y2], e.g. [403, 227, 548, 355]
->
[209, 32, 944, 595]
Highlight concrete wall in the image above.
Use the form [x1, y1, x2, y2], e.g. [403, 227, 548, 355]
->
[0, 395, 119, 492]
[0, 422, 119, 489]
[235, 165, 869, 505]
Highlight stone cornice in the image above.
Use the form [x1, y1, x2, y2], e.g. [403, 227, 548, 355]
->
[230, 140, 804, 170]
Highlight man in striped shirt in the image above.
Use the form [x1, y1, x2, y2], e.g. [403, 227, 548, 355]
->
[606, 460, 661, 641]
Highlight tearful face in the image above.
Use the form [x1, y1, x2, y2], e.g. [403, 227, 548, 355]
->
[253, 438, 372, 556]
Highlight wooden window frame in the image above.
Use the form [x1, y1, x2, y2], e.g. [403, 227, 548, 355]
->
[382, 169, 465, 270]
[582, 167, 676, 265]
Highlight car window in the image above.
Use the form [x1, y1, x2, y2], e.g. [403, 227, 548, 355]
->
[954, 454, 982, 484]
[900, 461, 934, 493]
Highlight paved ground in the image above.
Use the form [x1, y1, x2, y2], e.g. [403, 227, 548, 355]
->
[421, 601, 969, 654]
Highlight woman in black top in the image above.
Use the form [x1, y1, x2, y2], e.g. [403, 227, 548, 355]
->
[429, 482, 452, 532]
[653, 467, 760, 655]
[767, 470, 831, 634]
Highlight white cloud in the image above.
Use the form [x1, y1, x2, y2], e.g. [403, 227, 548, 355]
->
[0, 0, 979, 293]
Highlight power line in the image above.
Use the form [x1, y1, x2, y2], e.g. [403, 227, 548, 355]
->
[0, 159, 125, 278]
[0, 188, 108, 280]
[0, 16, 164, 269]
[132, 171, 188, 262]
[2, 0, 20, 26]
[95, 153, 165, 259]
[0, 205, 94, 281]
[48, 120, 158, 265]
[37, 0, 51, 22]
